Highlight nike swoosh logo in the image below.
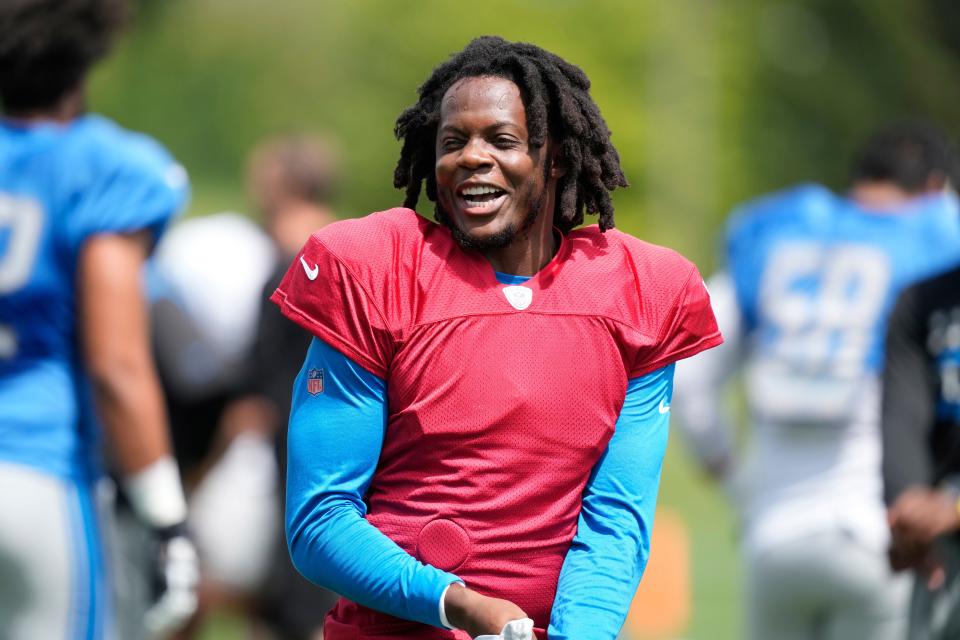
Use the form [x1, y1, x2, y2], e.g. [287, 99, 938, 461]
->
[659, 399, 671, 414]
[300, 256, 319, 281]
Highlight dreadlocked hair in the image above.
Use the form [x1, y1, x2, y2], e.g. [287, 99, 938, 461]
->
[393, 36, 628, 234]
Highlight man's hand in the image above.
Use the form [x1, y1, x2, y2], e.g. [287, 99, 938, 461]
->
[145, 523, 200, 638]
[888, 486, 960, 589]
[888, 535, 928, 572]
[889, 487, 960, 549]
[888, 541, 947, 590]
[443, 584, 532, 639]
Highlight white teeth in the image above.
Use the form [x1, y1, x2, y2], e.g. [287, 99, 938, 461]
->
[461, 185, 503, 196]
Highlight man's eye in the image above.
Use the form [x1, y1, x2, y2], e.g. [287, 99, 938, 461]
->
[494, 137, 519, 148]
[440, 138, 464, 151]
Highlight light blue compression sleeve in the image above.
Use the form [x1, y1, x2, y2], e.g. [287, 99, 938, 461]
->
[285, 338, 461, 627]
[548, 364, 675, 640]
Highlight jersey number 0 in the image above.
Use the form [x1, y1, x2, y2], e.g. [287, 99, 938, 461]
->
[0, 193, 44, 358]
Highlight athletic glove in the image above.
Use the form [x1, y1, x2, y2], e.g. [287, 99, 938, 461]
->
[145, 521, 200, 638]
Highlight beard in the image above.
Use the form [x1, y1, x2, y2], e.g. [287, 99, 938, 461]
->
[438, 175, 551, 253]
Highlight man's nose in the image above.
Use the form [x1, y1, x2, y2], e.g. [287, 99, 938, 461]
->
[458, 137, 493, 169]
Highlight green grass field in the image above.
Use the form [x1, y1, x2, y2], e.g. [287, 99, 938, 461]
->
[656, 442, 742, 640]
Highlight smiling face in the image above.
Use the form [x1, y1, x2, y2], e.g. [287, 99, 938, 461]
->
[434, 76, 560, 257]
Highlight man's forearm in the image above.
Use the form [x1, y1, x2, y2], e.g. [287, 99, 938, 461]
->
[80, 232, 176, 475]
[286, 337, 463, 627]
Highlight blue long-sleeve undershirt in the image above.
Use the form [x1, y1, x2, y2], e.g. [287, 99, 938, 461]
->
[285, 337, 461, 627]
[547, 363, 673, 640]
[285, 272, 673, 637]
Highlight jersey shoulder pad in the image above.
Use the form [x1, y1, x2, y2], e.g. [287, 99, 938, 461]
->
[572, 227, 723, 376]
[71, 116, 188, 194]
[65, 115, 189, 241]
[725, 183, 835, 249]
[271, 208, 426, 377]
[311, 207, 426, 276]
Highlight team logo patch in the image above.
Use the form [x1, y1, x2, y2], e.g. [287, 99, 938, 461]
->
[307, 368, 324, 395]
[502, 285, 533, 311]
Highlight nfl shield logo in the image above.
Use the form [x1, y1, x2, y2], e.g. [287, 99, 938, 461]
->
[307, 368, 324, 395]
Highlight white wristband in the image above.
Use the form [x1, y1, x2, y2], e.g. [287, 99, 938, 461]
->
[439, 581, 465, 630]
[123, 456, 188, 528]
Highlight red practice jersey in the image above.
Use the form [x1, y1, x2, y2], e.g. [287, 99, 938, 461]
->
[272, 208, 721, 636]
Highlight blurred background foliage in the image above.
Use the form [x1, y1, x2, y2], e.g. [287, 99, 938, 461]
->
[91, 0, 960, 268]
[88, 1, 960, 638]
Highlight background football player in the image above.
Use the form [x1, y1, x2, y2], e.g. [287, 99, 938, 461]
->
[673, 120, 960, 640]
[0, 0, 197, 637]
[884, 222, 960, 639]
[129, 135, 340, 640]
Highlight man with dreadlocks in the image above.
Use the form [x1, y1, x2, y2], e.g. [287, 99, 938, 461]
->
[272, 36, 722, 640]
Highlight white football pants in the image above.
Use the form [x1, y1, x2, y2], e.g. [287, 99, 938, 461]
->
[0, 462, 116, 640]
[746, 528, 909, 640]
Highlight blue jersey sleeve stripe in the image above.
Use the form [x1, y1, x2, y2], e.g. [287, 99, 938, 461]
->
[285, 337, 461, 627]
[549, 364, 674, 640]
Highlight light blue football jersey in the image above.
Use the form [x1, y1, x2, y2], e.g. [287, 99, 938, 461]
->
[726, 184, 960, 424]
[0, 115, 188, 479]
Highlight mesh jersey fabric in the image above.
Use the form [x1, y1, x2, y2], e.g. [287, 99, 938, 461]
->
[272, 207, 721, 633]
[0, 114, 188, 479]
